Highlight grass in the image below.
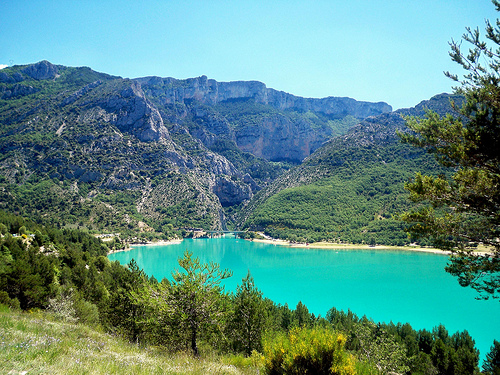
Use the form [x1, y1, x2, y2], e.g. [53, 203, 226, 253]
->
[0, 305, 261, 375]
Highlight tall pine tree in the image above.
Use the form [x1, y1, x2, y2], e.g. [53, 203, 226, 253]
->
[400, 0, 500, 299]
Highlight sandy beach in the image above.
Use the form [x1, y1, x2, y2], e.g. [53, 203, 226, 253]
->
[107, 239, 183, 255]
[250, 237, 495, 256]
[106, 234, 492, 257]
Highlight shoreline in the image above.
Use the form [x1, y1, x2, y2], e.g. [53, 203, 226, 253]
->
[106, 235, 492, 257]
[249, 238, 493, 256]
[107, 239, 183, 255]
[250, 238, 452, 255]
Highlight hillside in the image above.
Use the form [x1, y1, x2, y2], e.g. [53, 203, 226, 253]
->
[239, 94, 463, 245]
[0, 305, 263, 374]
[0, 61, 391, 235]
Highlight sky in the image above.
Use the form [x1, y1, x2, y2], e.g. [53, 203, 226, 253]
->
[1, 0, 498, 110]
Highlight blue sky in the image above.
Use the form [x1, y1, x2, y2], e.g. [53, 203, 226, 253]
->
[1, 0, 497, 109]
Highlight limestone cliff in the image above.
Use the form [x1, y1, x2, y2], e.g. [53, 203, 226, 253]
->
[137, 75, 392, 163]
[136, 75, 391, 118]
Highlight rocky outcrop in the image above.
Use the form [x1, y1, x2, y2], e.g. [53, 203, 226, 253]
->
[213, 176, 253, 206]
[0, 71, 24, 83]
[1, 84, 39, 99]
[136, 75, 392, 118]
[94, 81, 170, 142]
[203, 152, 238, 176]
[22, 60, 59, 80]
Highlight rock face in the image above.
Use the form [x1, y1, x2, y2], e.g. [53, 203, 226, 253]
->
[136, 75, 392, 119]
[86, 80, 171, 142]
[110, 83, 170, 142]
[213, 176, 253, 206]
[22, 60, 59, 80]
[137, 75, 392, 163]
[235, 113, 325, 162]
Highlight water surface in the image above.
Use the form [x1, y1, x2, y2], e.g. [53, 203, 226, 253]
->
[109, 236, 500, 361]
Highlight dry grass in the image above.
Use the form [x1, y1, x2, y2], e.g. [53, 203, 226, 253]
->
[0, 305, 261, 375]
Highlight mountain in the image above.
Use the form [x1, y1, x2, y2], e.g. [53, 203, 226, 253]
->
[0, 61, 391, 235]
[239, 94, 462, 245]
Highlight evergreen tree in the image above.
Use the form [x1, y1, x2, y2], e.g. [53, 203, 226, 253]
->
[294, 300, 312, 328]
[400, 0, 500, 299]
[231, 271, 266, 355]
[484, 340, 500, 375]
[169, 250, 232, 356]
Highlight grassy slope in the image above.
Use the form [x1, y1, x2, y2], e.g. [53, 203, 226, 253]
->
[0, 305, 262, 375]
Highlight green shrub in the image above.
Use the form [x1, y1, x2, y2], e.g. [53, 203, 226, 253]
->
[0, 291, 20, 310]
[74, 297, 100, 326]
[263, 327, 356, 375]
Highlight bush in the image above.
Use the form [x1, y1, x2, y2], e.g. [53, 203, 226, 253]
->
[74, 297, 100, 326]
[47, 289, 78, 323]
[0, 291, 20, 309]
[263, 327, 356, 375]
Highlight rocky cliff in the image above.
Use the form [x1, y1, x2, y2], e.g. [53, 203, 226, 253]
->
[135, 75, 391, 118]
[137, 75, 391, 163]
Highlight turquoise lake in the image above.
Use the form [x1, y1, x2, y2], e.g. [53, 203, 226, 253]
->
[108, 236, 500, 361]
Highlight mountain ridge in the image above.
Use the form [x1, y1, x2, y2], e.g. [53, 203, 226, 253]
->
[134, 74, 392, 117]
[0, 61, 445, 241]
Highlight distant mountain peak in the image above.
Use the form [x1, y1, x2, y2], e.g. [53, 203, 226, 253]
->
[22, 60, 59, 80]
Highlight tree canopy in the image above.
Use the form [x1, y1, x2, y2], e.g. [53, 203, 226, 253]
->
[400, 0, 500, 299]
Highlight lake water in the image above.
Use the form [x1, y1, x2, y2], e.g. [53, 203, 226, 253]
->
[108, 235, 500, 362]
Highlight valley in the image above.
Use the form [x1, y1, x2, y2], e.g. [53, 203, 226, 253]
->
[0, 60, 450, 248]
[1, 60, 498, 374]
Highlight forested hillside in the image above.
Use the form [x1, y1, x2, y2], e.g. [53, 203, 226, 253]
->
[240, 94, 463, 245]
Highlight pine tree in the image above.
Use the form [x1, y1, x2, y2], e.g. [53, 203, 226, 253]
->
[169, 250, 232, 356]
[400, 0, 500, 299]
[231, 271, 266, 355]
[484, 340, 500, 375]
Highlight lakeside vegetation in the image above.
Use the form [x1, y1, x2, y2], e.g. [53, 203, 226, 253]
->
[242, 142, 447, 247]
[1, 210, 497, 374]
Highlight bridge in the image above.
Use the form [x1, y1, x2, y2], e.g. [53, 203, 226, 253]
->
[204, 230, 247, 237]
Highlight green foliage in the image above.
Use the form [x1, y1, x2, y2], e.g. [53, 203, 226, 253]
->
[262, 327, 357, 375]
[326, 307, 481, 375]
[0, 209, 132, 330]
[135, 251, 232, 355]
[230, 272, 267, 355]
[352, 321, 409, 374]
[169, 250, 232, 356]
[244, 143, 443, 245]
[484, 340, 500, 375]
[400, 2, 500, 299]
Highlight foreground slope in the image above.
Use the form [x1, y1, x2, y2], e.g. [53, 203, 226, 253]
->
[0, 306, 260, 375]
[0, 61, 390, 233]
[240, 94, 461, 245]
